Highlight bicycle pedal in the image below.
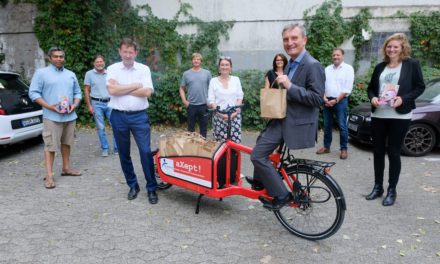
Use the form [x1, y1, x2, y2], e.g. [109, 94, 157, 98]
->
[258, 196, 272, 204]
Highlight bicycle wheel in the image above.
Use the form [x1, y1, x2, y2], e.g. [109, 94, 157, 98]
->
[151, 150, 172, 190]
[274, 166, 345, 240]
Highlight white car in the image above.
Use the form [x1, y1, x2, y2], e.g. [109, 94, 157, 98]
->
[0, 71, 43, 145]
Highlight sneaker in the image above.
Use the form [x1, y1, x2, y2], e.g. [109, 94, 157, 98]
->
[101, 150, 109, 157]
[113, 149, 118, 155]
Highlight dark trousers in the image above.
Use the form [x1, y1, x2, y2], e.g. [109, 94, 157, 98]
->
[371, 118, 411, 189]
[250, 120, 289, 197]
[110, 110, 157, 191]
[187, 104, 208, 138]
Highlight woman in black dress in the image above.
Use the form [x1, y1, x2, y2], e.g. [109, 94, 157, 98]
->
[265, 53, 288, 88]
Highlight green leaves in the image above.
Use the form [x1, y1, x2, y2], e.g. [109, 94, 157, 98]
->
[303, 0, 371, 72]
[31, 0, 234, 127]
[409, 11, 440, 68]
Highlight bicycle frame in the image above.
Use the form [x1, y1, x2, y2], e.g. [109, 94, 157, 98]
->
[155, 105, 320, 207]
[156, 137, 303, 203]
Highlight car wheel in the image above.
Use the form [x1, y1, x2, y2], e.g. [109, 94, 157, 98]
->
[401, 123, 436, 157]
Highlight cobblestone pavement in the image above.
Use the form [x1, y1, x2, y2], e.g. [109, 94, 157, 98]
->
[0, 128, 439, 264]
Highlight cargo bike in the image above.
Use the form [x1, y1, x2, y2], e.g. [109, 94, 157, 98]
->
[153, 105, 346, 240]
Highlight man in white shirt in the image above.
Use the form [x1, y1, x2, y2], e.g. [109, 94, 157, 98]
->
[106, 38, 158, 204]
[316, 48, 354, 159]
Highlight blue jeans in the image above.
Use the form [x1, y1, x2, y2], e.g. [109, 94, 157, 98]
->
[323, 97, 348, 150]
[92, 100, 117, 151]
[110, 110, 157, 191]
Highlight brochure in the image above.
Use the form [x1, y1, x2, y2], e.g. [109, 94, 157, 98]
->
[378, 84, 399, 106]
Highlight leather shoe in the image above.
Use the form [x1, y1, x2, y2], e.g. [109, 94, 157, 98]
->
[382, 188, 397, 206]
[340, 150, 348, 160]
[262, 193, 293, 211]
[128, 184, 140, 200]
[316, 147, 330, 154]
[148, 191, 158, 204]
[365, 184, 384, 200]
[245, 176, 264, 191]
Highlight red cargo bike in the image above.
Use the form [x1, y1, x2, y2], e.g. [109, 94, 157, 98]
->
[153, 105, 346, 240]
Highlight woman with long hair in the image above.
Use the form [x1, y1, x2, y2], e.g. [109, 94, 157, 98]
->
[366, 33, 425, 206]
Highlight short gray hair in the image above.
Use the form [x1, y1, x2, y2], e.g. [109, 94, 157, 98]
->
[282, 23, 307, 38]
[47, 47, 64, 57]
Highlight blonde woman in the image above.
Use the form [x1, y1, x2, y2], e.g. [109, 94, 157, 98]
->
[366, 33, 425, 206]
[207, 56, 243, 143]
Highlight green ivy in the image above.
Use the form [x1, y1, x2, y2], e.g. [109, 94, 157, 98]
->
[303, 0, 371, 72]
[234, 70, 266, 130]
[25, 0, 233, 126]
[409, 11, 440, 68]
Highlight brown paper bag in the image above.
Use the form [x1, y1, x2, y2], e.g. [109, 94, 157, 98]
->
[159, 131, 220, 158]
[260, 83, 287, 119]
[197, 141, 221, 158]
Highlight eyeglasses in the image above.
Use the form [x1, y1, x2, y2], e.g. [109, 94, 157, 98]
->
[219, 56, 231, 60]
[275, 59, 284, 62]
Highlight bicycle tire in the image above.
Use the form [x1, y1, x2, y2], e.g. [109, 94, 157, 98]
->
[274, 166, 345, 240]
[151, 150, 172, 190]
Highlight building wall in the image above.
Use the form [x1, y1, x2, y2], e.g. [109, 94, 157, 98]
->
[132, 0, 440, 72]
[0, 1, 45, 80]
[1, 1, 439, 79]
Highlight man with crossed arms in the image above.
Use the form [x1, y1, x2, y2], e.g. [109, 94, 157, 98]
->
[106, 38, 158, 204]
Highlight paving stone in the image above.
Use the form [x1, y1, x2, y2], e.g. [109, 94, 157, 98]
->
[0, 128, 439, 263]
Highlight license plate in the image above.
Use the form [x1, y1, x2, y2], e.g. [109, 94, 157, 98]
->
[21, 117, 41, 127]
[348, 122, 358, 132]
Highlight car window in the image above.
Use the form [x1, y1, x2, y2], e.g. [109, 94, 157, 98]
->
[417, 79, 440, 103]
[0, 74, 29, 93]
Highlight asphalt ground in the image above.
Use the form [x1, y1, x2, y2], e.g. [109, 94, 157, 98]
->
[0, 127, 439, 264]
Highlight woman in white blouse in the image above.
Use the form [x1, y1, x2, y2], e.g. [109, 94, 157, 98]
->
[207, 56, 244, 143]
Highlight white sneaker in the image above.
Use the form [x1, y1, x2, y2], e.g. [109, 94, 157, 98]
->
[101, 150, 109, 157]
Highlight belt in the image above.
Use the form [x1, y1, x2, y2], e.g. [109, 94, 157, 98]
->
[113, 109, 145, 115]
[91, 97, 110, 103]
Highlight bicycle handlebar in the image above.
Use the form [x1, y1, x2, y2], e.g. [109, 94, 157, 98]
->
[208, 104, 244, 115]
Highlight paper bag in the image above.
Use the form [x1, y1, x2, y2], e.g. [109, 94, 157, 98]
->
[260, 84, 287, 119]
[197, 141, 221, 158]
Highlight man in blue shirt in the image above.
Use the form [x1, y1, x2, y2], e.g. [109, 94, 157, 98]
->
[248, 24, 325, 210]
[29, 47, 82, 189]
[84, 55, 118, 157]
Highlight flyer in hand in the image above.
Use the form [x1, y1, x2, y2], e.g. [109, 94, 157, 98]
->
[378, 84, 399, 106]
[58, 95, 70, 113]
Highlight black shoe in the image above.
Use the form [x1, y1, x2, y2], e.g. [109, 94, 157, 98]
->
[365, 184, 384, 200]
[382, 188, 397, 206]
[245, 176, 264, 191]
[262, 193, 293, 211]
[128, 184, 140, 200]
[148, 191, 158, 204]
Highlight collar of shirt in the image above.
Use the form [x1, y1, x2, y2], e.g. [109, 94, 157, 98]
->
[49, 63, 64, 72]
[287, 50, 307, 79]
[332, 62, 345, 70]
[92, 68, 107, 74]
[289, 50, 307, 66]
[119, 61, 140, 71]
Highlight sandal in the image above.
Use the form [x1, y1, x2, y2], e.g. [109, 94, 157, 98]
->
[61, 169, 82, 176]
[44, 177, 56, 189]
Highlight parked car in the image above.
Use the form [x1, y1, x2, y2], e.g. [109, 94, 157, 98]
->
[348, 78, 440, 156]
[0, 71, 43, 145]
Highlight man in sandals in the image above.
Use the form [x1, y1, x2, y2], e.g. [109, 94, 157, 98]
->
[29, 47, 82, 189]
